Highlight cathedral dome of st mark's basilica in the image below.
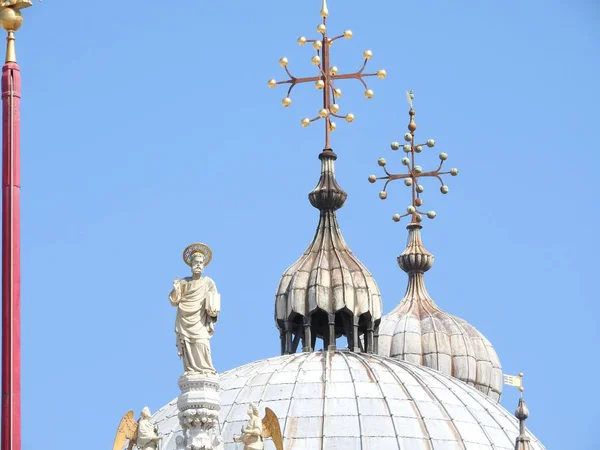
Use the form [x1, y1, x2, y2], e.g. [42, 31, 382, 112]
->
[152, 352, 544, 450]
[118, 2, 546, 450]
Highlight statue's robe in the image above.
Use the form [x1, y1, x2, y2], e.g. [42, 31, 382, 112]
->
[239, 416, 263, 450]
[169, 276, 220, 374]
[136, 418, 158, 450]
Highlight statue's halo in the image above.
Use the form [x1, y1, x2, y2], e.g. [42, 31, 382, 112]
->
[183, 243, 213, 267]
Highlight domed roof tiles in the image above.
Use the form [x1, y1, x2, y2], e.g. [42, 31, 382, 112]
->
[377, 224, 503, 402]
[150, 352, 544, 450]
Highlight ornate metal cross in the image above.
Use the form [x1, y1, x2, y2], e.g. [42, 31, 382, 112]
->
[268, 0, 386, 149]
[369, 91, 459, 224]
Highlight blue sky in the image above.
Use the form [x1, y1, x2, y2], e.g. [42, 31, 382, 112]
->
[10, 0, 599, 449]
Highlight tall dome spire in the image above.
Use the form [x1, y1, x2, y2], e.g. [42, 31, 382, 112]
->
[369, 93, 503, 402]
[276, 149, 382, 353]
[378, 223, 503, 401]
[514, 396, 532, 450]
[267, 1, 386, 353]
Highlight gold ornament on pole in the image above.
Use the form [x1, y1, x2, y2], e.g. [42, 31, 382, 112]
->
[0, 0, 38, 63]
[369, 91, 459, 224]
[267, 0, 386, 149]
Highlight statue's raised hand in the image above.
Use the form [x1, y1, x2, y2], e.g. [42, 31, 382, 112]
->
[173, 277, 181, 292]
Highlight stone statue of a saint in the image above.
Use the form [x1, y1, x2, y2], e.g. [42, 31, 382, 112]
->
[169, 243, 221, 376]
[136, 407, 162, 450]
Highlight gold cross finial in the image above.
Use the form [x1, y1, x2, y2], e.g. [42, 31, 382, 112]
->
[368, 92, 459, 224]
[320, 0, 329, 18]
[267, 1, 386, 150]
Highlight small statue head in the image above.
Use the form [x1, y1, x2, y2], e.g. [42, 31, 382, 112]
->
[190, 252, 205, 276]
[247, 404, 259, 418]
[175, 436, 185, 449]
[140, 407, 152, 419]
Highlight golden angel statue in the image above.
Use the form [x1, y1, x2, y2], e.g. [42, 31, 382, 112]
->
[233, 405, 283, 450]
[113, 408, 162, 450]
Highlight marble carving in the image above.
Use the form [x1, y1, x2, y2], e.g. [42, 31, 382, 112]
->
[233, 404, 283, 450]
[136, 407, 162, 450]
[169, 251, 221, 376]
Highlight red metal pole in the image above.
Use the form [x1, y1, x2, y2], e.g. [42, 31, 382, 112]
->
[1, 52, 21, 450]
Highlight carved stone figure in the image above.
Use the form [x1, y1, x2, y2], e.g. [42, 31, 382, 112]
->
[169, 243, 221, 376]
[233, 405, 283, 450]
[136, 408, 162, 450]
[112, 408, 161, 450]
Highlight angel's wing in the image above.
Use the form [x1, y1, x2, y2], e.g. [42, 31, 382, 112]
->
[112, 410, 138, 450]
[262, 408, 283, 450]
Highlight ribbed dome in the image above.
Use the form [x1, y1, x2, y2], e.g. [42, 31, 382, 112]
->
[275, 150, 382, 354]
[378, 224, 503, 402]
[150, 352, 545, 450]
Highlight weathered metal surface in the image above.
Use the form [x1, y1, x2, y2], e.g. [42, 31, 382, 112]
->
[276, 151, 382, 353]
[149, 352, 545, 450]
[378, 225, 503, 403]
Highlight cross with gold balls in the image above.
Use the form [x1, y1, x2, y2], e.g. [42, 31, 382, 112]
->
[268, 0, 386, 149]
[369, 91, 459, 224]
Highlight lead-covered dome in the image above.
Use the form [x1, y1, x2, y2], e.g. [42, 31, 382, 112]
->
[150, 351, 544, 450]
[276, 150, 382, 354]
[377, 224, 503, 402]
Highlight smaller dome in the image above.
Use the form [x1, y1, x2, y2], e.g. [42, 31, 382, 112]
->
[377, 223, 503, 402]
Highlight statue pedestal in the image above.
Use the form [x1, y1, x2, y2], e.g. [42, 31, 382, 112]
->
[177, 374, 223, 450]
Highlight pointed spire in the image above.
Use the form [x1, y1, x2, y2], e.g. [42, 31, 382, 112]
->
[320, 0, 329, 18]
[374, 95, 503, 401]
[514, 396, 532, 450]
[271, 2, 384, 355]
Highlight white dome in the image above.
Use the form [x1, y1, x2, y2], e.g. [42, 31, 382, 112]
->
[378, 304, 503, 403]
[150, 352, 544, 450]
